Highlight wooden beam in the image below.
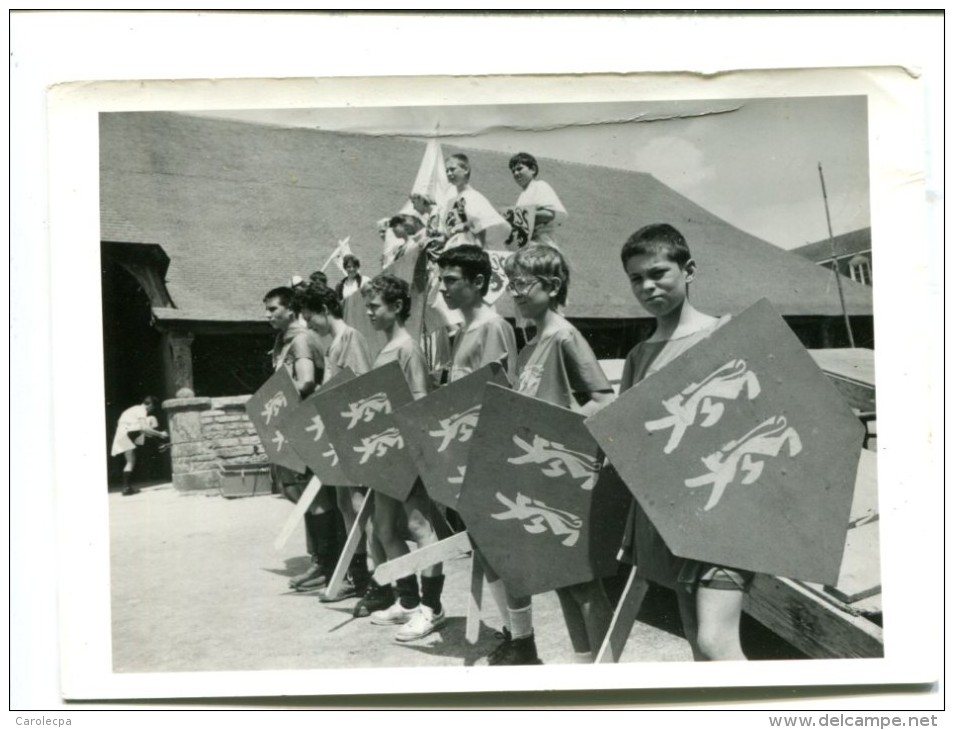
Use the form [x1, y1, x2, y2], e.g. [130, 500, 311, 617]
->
[323, 491, 374, 600]
[744, 574, 884, 658]
[596, 569, 650, 663]
[373, 532, 472, 585]
[273, 476, 321, 551]
[465, 557, 484, 645]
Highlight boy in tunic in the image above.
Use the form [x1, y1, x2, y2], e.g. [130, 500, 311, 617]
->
[443, 154, 511, 251]
[363, 274, 448, 641]
[617, 223, 750, 661]
[486, 245, 617, 666]
[263, 286, 340, 593]
[507, 152, 568, 249]
[296, 282, 378, 603]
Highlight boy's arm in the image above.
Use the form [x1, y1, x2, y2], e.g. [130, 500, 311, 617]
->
[293, 357, 317, 397]
[577, 390, 616, 418]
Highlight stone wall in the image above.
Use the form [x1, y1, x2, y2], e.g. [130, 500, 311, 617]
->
[163, 392, 269, 492]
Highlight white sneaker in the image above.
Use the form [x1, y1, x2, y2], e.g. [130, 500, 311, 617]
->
[370, 600, 419, 626]
[395, 604, 446, 642]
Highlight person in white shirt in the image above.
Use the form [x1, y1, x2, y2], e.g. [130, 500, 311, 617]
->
[507, 151, 568, 248]
[443, 153, 511, 250]
[111, 396, 168, 496]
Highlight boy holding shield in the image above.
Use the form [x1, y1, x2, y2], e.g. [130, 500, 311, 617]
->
[296, 282, 378, 602]
[485, 245, 616, 665]
[617, 223, 749, 660]
[364, 274, 447, 641]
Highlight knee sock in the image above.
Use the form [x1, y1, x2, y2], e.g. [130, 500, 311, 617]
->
[420, 575, 445, 614]
[395, 575, 420, 609]
[509, 604, 533, 640]
[487, 579, 511, 633]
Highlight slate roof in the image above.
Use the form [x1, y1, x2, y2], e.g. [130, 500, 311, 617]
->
[100, 112, 873, 323]
[791, 227, 872, 264]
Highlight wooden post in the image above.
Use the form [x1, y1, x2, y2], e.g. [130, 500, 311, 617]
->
[818, 163, 856, 348]
[465, 556, 485, 644]
[595, 569, 650, 663]
[324, 490, 374, 599]
[372, 531, 472, 585]
[273, 476, 322, 550]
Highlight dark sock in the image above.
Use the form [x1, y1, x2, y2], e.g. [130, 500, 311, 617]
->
[421, 575, 445, 613]
[309, 511, 338, 564]
[395, 575, 420, 609]
[122, 472, 131, 490]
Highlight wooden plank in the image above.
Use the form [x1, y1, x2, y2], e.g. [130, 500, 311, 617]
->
[809, 348, 876, 413]
[465, 557, 484, 645]
[372, 531, 472, 585]
[823, 519, 881, 604]
[273, 476, 321, 550]
[595, 569, 650, 663]
[744, 573, 884, 658]
[809, 348, 875, 387]
[323, 491, 374, 599]
[849, 449, 879, 524]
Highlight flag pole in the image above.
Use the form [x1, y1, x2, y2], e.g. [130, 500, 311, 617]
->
[320, 238, 346, 273]
[817, 163, 856, 348]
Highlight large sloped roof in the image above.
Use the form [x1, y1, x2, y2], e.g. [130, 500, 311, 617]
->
[791, 227, 872, 263]
[100, 112, 872, 323]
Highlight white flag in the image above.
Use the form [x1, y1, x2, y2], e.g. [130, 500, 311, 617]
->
[400, 137, 455, 217]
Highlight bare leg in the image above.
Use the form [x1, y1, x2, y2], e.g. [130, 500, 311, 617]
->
[676, 586, 746, 660]
[403, 485, 441, 578]
[373, 493, 410, 561]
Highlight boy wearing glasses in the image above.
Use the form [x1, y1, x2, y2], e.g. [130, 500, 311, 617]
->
[480, 245, 616, 666]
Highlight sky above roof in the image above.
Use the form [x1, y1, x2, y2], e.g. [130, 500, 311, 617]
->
[191, 95, 870, 251]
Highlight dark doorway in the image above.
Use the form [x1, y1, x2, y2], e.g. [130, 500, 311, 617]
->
[101, 252, 171, 487]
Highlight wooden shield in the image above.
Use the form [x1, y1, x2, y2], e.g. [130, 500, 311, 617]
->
[279, 369, 359, 486]
[392, 362, 511, 509]
[585, 298, 865, 586]
[457, 384, 630, 598]
[311, 360, 419, 501]
[245, 366, 306, 473]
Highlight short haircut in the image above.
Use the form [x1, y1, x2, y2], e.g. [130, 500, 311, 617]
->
[369, 273, 412, 321]
[389, 214, 422, 234]
[142, 395, 159, 409]
[437, 244, 492, 296]
[342, 254, 361, 269]
[508, 152, 539, 176]
[448, 153, 471, 175]
[410, 192, 435, 206]
[620, 223, 692, 268]
[503, 244, 570, 307]
[263, 286, 297, 312]
[309, 270, 329, 286]
[296, 282, 342, 319]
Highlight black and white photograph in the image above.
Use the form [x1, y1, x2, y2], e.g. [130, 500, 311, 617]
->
[15, 12, 942, 715]
[98, 95, 879, 676]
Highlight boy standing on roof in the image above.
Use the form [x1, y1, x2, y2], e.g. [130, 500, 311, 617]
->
[263, 286, 342, 593]
[443, 154, 511, 251]
[617, 223, 749, 660]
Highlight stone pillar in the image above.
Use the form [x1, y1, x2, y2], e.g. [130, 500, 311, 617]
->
[165, 331, 195, 395]
[163, 393, 221, 492]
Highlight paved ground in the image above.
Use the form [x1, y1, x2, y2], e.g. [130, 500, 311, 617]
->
[109, 484, 798, 673]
